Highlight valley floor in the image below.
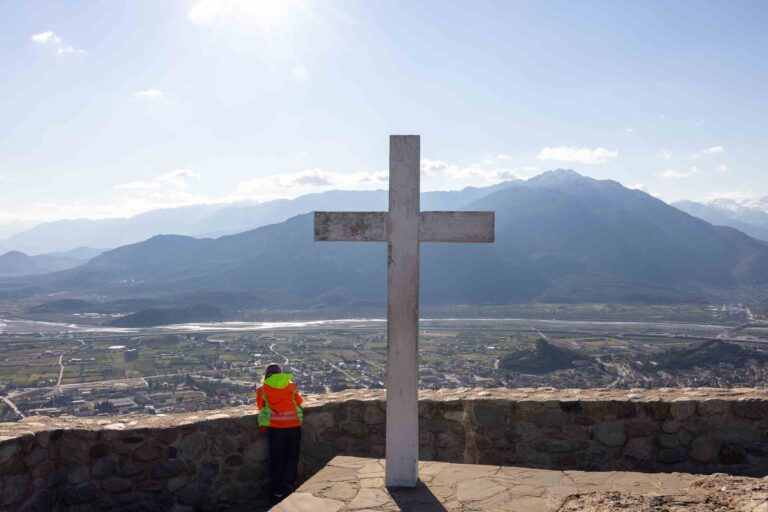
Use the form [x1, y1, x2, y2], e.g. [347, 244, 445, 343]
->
[2, 305, 768, 421]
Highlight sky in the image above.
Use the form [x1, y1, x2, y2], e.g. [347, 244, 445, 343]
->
[0, 0, 767, 232]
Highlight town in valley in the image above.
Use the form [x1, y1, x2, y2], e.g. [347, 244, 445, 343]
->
[2, 302, 766, 422]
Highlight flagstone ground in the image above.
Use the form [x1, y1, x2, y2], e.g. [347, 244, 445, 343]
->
[274, 456, 768, 512]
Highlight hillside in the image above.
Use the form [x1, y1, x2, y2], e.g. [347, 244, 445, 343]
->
[499, 339, 588, 374]
[0, 247, 100, 277]
[647, 340, 768, 370]
[6, 170, 768, 308]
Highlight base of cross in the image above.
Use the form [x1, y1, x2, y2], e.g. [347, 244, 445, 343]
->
[272, 455, 767, 512]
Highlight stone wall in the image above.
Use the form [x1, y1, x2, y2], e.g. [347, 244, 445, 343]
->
[1, 387, 768, 511]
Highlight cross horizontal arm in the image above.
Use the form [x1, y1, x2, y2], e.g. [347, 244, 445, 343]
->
[314, 211, 387, 242]
[419, 211, 495, 243]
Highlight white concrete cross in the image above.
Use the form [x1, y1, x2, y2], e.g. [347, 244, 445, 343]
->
[314, 135, 495, 487]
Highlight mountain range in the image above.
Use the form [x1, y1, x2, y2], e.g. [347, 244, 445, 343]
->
[674, 198, 768, 241]
[0, 182, 516, 254]
[5, 170, 768, 311]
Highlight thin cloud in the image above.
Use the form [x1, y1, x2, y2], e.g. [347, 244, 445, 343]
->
[704, 145, 724, 154]
[108, 170, 207, 214]
[57, 46, 85, 56]
[4, 168, 385, 221]
[116, 170, 201, 191]
[134, 89, 164, 99]
[628, 183, 661, 197]
[480, 154, 512, 165]
[31, 31, 61, 44]
[420, 158, 532, 186]
[657, 166, 700, 180]
[537, 146, 618, 164]
[420, 158, 451, 176]
[236, 155, 531, 203]
[294, 172, 332, 187]
[234, 169, 388, 201]
[706, 190, 752, 202]
[31, 31, 84, 56]
[13, 170, 208, 221]
[1, 155, 539, 221]
[657, 149, 672, 160]
[716, 164, 729, 173]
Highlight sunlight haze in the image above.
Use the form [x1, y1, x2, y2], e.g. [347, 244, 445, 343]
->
[1, 0, 766, 228]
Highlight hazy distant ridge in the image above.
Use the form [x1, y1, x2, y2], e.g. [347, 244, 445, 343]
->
[0, 182, 517, 254]
[10, 170, 768, 306]
[0, 247, 102, 277]
[674, 198, 768, 241]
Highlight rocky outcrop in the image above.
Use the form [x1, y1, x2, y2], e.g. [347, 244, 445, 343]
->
[1, 387, 768, 510]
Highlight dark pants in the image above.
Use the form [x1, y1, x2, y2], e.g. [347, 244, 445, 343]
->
[268, 426, 301, 496]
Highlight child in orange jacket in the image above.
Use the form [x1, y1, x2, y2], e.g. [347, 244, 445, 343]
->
[256, 364, 303, 502]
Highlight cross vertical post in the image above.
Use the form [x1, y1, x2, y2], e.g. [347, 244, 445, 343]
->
[385, 135, 421, 486]
[314, 135, 494, 488]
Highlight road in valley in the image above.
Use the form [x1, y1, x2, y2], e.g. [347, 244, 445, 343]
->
[1, 395, 24, 419]
[55, 354, 65, 390]
[596, 357, 633, 389]
[329, 361, 357, 382]
[364, 359, 385, 371]
[269, 343, 289, 366]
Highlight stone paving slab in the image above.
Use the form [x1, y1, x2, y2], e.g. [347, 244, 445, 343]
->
[272, 456, 768, 512]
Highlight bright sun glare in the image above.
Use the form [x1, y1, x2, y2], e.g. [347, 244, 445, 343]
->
[188, 0, 301, 35]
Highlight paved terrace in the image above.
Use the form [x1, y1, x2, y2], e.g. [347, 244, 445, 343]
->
[275, 456, 768, 512]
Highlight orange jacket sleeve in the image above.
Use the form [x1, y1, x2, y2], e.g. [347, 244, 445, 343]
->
[292, 383, 303, 407]
[256, 386, 264, 410]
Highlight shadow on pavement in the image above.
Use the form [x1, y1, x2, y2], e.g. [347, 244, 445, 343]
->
[388, 480, 448, 512]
